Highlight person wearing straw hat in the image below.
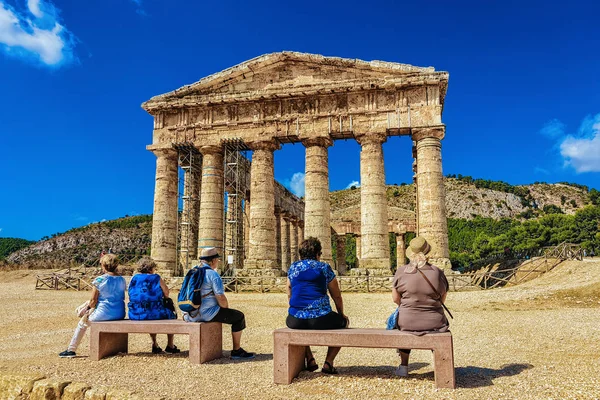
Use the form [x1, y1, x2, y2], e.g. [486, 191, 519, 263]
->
[391, 236, 449, 377]
[183, 247, 255, 359]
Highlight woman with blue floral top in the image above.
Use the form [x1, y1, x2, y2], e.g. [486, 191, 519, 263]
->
[286, 237, 349, 374]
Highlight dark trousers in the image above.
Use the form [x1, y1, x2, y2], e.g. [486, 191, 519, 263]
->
[286, 312, 347, 330]
[209, 307, 246, 332]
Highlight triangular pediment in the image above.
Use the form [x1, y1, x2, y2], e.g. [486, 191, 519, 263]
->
[142, 52, 447, 111]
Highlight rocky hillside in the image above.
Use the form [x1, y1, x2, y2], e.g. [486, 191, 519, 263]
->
[331, 179, 590, 220]
[6, 215, 152, 268]
[3, 180, 593, 268]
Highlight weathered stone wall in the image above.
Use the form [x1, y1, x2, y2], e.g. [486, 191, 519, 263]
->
[0, 373, 160, 400]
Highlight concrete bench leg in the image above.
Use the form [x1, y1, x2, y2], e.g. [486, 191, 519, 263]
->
[274, 338, 306, 384]
[189, 323, 223, 364]
[90, 331, 128, 361]
[433, 337, 456, 389]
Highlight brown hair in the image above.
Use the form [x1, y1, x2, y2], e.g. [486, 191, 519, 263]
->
[137, 257, 157, 274]
[298, 237, 322, 260]
[99, 254, 119, 273]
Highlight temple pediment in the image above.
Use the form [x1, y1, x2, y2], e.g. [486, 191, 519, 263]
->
[142, 52, 448, 112]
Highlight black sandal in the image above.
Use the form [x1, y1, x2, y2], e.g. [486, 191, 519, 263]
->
[321, 361, 338, 374]
[306, 357, 318, 372]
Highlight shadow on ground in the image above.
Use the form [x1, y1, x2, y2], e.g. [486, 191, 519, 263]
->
[456, 363, 534, 388]
[296, 362, 431, 381]
[209, 352, 273, 364]
[111, 351, 273, 364]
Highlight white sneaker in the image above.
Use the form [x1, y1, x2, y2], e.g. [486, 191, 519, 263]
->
[395, 365, 408, 377]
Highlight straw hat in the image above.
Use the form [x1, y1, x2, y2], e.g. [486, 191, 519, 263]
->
[406, 236, 431, 259]
[199, 247, 220, 260]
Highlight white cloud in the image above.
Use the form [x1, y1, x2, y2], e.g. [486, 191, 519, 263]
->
[289, 172, 305, 197]
[539, 113, 600, 174]
[345, 180, 360, 189]
[27, 0, 42, 18]
[559, 113, 600, 173]
[0, 0, 77, 66]
[539, 119, 566, 139]
[0, 228, 3, 233]
[534, 167, 550, 175]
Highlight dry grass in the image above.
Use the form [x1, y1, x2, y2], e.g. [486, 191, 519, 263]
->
[1, 261, 600, 399]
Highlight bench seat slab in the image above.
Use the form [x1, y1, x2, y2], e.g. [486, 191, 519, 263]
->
[90, 320, 222, 364]
[273, 328, 455, 388]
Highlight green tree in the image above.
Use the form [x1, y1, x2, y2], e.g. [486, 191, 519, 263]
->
[543, 204, 563, 214]
[589, 189, 600, 205]
[0, 238, 35, 260]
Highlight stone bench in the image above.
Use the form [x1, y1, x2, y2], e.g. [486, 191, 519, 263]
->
[273, 328, 455, 388]
[90, 320, 222, 364]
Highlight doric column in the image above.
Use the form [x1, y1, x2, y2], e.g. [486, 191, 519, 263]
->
[198, 146, 225, 256]
[243, 199, 249, 262]
[302, 137, 333, 265]
[150, 148, 179, 274]
[355, 235, 361, 260]
[178, 151, 202, 274]
[412, 127, 451, 270]
[275, 207, 282, 268]
[225, 192, 244, 269]
[290, 217, 299, 263]
[298, 221, 304, 244]
[396, 233, 406, 267]
[357, 132, 390, 272]
[246, 140, 280, 272]
[336, 235, 347, 275]
[281, 213, 291, 271]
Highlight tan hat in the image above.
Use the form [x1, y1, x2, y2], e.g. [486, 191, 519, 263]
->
[199, 247, 220, 260]
[406, 236, 431, 259]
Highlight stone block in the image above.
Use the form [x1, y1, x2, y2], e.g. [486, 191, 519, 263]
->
[62, 382, 91, 400]
[0, 373, 45, 400]
[30, 378, 71, 400]
[84, 387, 108, 400]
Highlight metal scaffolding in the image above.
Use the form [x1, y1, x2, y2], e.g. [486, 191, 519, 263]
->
[175, 143, 202, 276]
[222, 139, 250, 276]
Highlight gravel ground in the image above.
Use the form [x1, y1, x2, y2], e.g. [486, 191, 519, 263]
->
[1, 260, 599, 400]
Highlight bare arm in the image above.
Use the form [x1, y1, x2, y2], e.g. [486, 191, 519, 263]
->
[215, 294, 229, 308]
[392, 287, 401, 306]
[88, 287, 100, 309]
[159, 277, 170, 297]
[327, 278, 345, 317]
[286, 278, 292, 300]
[441, 291, 447, 303]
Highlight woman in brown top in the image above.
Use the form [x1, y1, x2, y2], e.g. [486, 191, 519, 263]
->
[392, 236, 449, 377]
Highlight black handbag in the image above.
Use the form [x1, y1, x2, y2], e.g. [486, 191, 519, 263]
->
[162, 297, 177, 316]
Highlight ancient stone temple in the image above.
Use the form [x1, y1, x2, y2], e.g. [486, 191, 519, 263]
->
[142, 51, 450, 276]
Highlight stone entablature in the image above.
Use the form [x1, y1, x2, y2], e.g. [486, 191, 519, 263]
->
[142, 52, 448, 150]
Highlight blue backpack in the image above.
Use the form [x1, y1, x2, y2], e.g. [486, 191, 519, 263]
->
[177, 265, 211, 313]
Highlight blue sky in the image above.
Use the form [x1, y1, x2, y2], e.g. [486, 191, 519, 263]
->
[0, 0, 599, 241]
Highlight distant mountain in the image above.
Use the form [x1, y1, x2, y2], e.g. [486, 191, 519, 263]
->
[6, 215, 152, 268]
[0, 238, 35, 260]
[332, 178, 590, 220]
[4, 179, 597, 269]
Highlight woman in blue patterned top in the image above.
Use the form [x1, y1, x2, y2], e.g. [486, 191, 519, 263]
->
[128, 257, 179, 354]
[286, 237, 349, 374]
